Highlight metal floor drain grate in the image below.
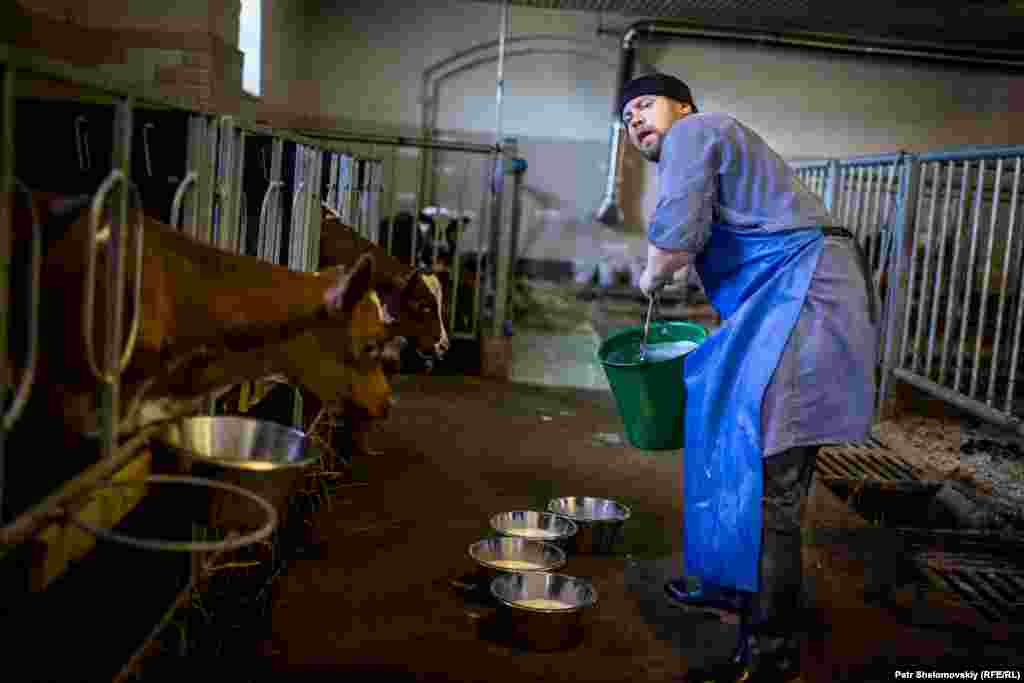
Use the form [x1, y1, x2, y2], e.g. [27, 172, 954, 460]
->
[917, 550, 1024, 623]
[817, 438, 920, 483]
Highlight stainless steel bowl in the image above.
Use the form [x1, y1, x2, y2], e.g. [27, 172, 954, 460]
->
[547, 497, 631, 554]
[490, 511, 578, 550]
[490, 572, 598, 651]
[159, 416, 322, 471]
[158, 416, 323, 530]
[468, 537, 566, 583]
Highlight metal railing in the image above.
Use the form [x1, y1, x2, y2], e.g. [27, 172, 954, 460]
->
[302, 129, 512, 341]
[794, 147, 1024, 436]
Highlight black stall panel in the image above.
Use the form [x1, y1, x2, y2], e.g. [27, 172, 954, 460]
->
[130, 108, 190, 225]
[241, 135, 273, 259]
[15, 98, 114, 199]
[278, 140, 297, 267]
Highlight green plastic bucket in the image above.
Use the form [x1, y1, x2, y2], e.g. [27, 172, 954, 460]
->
[598, 321, 708, 451]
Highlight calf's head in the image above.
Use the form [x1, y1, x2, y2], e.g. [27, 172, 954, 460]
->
[393, 268, 450, 363]
[286, 253, 396, 420]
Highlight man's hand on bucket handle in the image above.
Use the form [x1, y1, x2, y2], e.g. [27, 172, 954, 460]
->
[639, 243, 693, 298]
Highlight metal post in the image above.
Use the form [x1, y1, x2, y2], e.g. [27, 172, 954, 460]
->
[823, 159, 840, 213]
[506, 157, 525, 314]
[230, 128, 248, 255]
[100, 97, 134, 461]
[216, 116, 239, 252]
[488, 0, 510, 338]
[269, 138, 284, 263]
[449, 156, 471, 334]
[201, 116, 219, 245]
[877, 154, 920, 420]
[0, 64, 13, 519]
[183, 114, 208, 240]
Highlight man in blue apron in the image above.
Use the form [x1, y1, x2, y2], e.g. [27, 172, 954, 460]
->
[622, 73, 878, 682]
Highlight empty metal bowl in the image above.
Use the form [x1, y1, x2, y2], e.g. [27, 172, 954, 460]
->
[159, 416, 322, 471]
[468, 536, 566, 583]
[490, 511, 578, 549]
[490, 572, 598, 651]
[547, 497, 631, 554]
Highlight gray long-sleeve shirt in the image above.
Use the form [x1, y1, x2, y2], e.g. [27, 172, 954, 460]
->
[649, 112, 877, 456]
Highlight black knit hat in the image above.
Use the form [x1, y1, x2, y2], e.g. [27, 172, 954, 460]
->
[619, 73, 697, 120]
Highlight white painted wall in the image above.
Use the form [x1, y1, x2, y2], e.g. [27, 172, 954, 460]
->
[290, 1, 1024, 270]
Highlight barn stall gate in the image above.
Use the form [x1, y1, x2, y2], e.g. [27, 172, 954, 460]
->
[793, 146, 1024, 437]
[305, 129, 530, 355]
[0, 43, 516, 681]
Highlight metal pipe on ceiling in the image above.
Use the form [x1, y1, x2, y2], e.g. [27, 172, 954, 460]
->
[593, 19, 1024, 228]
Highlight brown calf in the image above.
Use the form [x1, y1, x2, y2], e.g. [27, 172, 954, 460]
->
[319, 204, 449, 361]
[24, 196, 394, 436]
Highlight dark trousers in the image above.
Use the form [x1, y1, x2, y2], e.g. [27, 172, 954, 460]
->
[748, 445, 820, 636]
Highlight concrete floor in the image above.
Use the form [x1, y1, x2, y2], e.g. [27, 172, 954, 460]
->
[508, 328, 610, 392]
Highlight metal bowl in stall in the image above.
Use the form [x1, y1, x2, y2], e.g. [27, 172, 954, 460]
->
[159, 416, 322, 471]
[490, 572, 598, 651]
[158, 416, 323, 531]
[468, 537, 566, 584]
[547, 497, 631, 554]
[489, 510, 578, 550]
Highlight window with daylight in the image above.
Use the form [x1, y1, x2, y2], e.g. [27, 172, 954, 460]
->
[239, 0, 262, 97]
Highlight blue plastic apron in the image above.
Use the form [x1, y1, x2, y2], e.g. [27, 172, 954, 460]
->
[682, 225, 824, 593]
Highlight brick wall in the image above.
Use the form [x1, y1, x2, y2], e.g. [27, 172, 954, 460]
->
[9, 2, 245, 115]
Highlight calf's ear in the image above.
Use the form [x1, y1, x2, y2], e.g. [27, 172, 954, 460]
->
[324, 252, 375, 316]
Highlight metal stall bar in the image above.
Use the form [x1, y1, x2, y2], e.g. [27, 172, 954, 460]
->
[307, 146, 324, 271]
[878, 155, 919, 419]
[288, 146, 308, 271]
[325, 151, 340, 214]
[911, 162, 940, 373]
[925, 160, 957, 380]
[888, 145, 1024, 434]
[898, 159, 929, 368]
[997, 158, 1023, 411]
[181, 114, 208, 240]
[266, 138, 284, 263]
[871, 162, 899, 273]
[473, 151, 497, 337]
[385, 146, 397, 251]
[370, 157, 384, 245]
[228, 124, 248, 256]
[199, 115, 220, 245]
[91, 98, 134, 462]
[297, 129, 500, 339]
[215, 116, 242, 253]
[970, 158, 1005, 397]
[449, 155, 472, 335]
[0, 64, 15, 521]
[824, 159, 840, 213]
[939, 161, 972, 386]
[791, 160, 830, 204]
[954, 160, 987, 395]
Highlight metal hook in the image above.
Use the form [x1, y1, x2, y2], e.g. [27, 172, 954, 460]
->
[121, 181, 145, 373]
[169, 170, 198, 230]
[3, 179, 43, 430]
[257, 180, 283, 262]
[142, 122, 155, 178]
[260, 146, 270, 182]
[83, 170, 142, 382]
[74, 115, 91, 172]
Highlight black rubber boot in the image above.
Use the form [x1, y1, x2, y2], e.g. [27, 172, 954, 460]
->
[664, 578, 748, 614]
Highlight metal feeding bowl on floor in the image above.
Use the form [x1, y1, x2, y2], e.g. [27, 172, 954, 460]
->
[490, 572, 598, 651]
[490, 510, 578, 550]
[159, 416, 322, 472]
[468, 537, 566, 583]
[547, 497, 631, 554]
